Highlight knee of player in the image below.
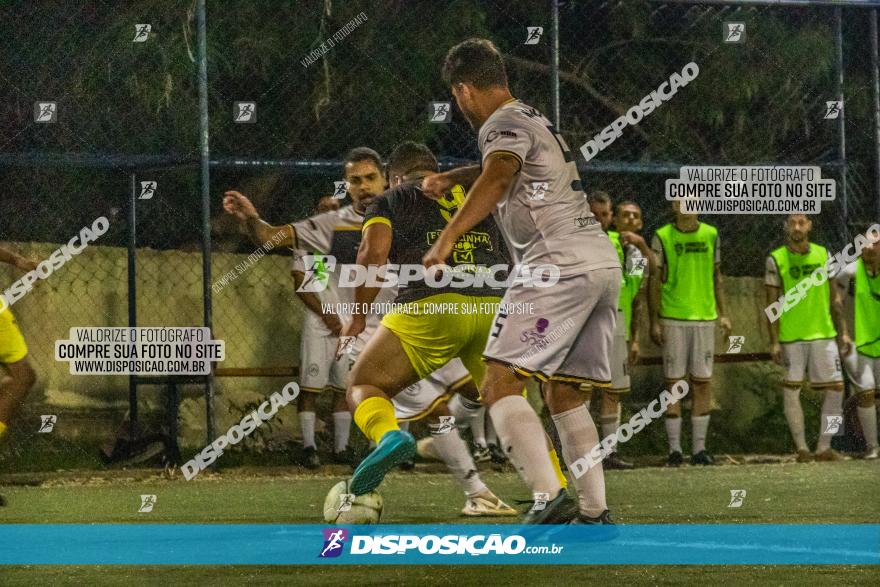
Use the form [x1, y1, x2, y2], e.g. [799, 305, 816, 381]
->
[15, 361, 37, 390]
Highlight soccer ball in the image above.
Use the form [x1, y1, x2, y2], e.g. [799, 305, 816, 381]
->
[323, 479, 384, 524]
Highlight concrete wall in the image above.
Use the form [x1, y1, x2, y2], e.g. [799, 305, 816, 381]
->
[3, 241, 807, 454]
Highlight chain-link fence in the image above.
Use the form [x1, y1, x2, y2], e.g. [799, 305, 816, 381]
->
[1, 0, 879, 470]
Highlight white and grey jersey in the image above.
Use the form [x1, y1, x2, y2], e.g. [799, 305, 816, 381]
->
[478, 100, 620, 277]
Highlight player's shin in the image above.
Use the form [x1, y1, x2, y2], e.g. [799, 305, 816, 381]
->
[430, 421, 486, 496]
[487, 395, 562, 497]
[857, 392, 878, 451]
[783, 386, 808, 452]
[549, 398, 607, 517]
[353, 393, 400, 444]
[817, 387, 844, 453]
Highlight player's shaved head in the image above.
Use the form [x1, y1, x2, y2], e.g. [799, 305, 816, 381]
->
[387, 141, 438, 184]
[442, 38, 508, 89]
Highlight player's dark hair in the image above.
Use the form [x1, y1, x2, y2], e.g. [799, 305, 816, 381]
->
[588, 190, 612, 206]
[616, 199, 641, 213]
[343, 146, 383, 173]
[387, 141, 439, 179]
[442, 38, 508, 89]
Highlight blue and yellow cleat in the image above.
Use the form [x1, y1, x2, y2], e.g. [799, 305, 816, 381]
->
[350, 429, 416, 496]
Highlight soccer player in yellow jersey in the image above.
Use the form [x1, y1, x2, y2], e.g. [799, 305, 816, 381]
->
[0, 245, 38, 506]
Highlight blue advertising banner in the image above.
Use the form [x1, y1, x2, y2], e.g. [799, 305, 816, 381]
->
[1, 524, 878, 565]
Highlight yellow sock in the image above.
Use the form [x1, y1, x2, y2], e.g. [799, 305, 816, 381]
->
[548, 447, 567, 489]
[0, 421, 7, 443]
[353, 397, 399, 444]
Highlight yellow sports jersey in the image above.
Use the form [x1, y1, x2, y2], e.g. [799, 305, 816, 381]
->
[0, 307, 29, 364]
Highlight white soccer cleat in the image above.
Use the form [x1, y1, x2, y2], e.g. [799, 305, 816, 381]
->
[462, 493, 517, 517]
[862, 447, 879, 460]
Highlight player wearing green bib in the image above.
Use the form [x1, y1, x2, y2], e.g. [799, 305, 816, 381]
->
[835, 225, 880, 459]
[650, 202, 731, 466]
[765, 214, 851, 463]
[587, 194, 653, 469]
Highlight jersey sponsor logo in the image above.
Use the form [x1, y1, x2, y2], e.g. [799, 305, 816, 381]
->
[574, 216, 598, 228]
[320, 528, 349, 558]
[789, 263, 822, 280]
[486, 129, 518, 143]
[520, 318, 550, 346]
[673, 241, 709, 256]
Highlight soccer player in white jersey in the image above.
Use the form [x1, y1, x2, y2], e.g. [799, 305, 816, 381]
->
[423, 38, 621, 524]
[834, 223, 880, 459]
[223, 147, 389, 468]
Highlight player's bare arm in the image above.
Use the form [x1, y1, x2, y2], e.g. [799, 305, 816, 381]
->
[0, 246, 38, 272]
[714, 265, 732, 337]
[829, 279, 852, 355]
[423, 154, 518, 267]
[222, 190, 294, 248]
[765, 284, 783, 364]
[630, 289, 644, 364]
[340, 222, 393, 342]
[421, 164, 481, 200]
[290, 269, 342, 336]
[648, 268, 663, 346]
[619, 231, 657, 276]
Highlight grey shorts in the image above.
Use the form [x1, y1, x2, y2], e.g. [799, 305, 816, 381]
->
[662, 319, 716, 381]
[483, 268, 621, 387]
[782, 338, 843, 388]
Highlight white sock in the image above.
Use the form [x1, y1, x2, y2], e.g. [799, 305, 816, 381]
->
[489, 395, 561, 497]
[817, 390, 843, 452]
[431, 424, 486, 496]
[471, 407, 487, 447]
[447, 395, 483, 434]
[398, 421, 410, 432]
[486, 415, 498, 446]
[599, 413, 619, 452]
[857, 405, 878, 450]
[551, 404, 607, 517]
[332, 411, 351, 453]
[665, 417, 682, 453]
[299, 411, 316, 449]
[691, 415, 710, 454]
[782, 387, 808, 451]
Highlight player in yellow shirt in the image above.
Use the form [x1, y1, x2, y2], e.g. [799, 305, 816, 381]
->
[0, 245, 38, 506]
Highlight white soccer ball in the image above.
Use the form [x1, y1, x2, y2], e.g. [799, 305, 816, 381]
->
[323, 479, 384, 524]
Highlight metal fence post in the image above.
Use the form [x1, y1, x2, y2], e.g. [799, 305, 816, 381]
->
[196, 0, 215, 446]
[871, 9, 880, 220]
[550, 0, 560, 129]
[834, 7, 848, 238]
[127, 171, 138, 428]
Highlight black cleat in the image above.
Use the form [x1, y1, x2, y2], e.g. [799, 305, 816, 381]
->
[301, 446, 320, 469]
[666, 451, 684, 467]
[522, 489, 578, 524]
[398, 458, 416, 471]
[0, 494, 5, 507]
[691, 450, 715, 466]
[488, 443, 507, 465]
[331, 448, 356, 467]
[604, 452, 634, 470]
[569, 509, 615, 525]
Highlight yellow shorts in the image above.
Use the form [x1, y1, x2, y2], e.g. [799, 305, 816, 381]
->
[0, 307, 29, 364]
[380, 293, 501, 384]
